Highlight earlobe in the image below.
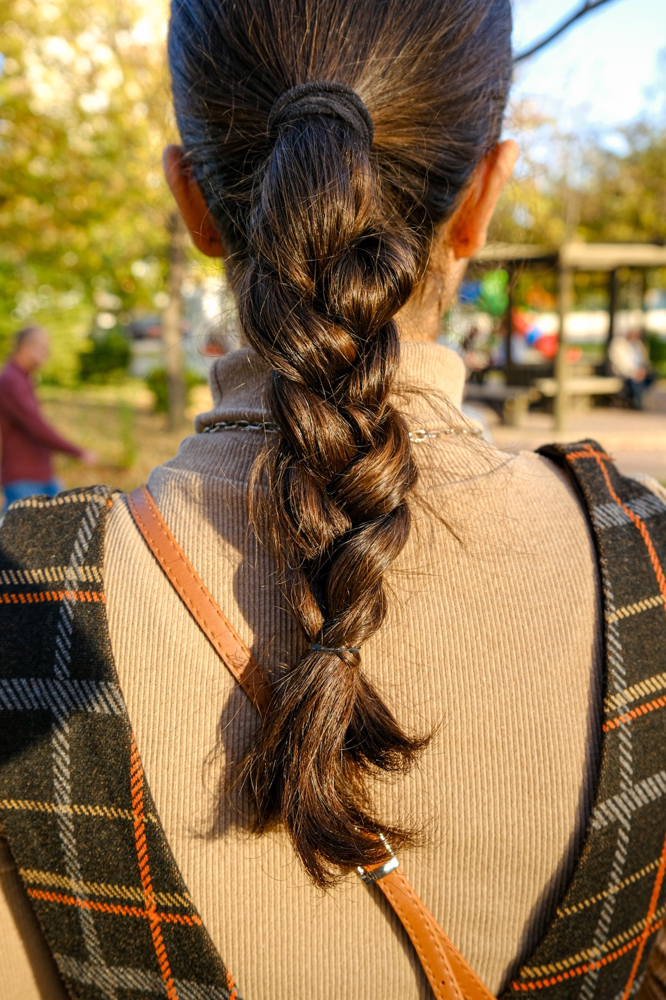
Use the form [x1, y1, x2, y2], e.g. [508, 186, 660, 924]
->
[450, 139, 519, 261]
[162, 145, 226, 259]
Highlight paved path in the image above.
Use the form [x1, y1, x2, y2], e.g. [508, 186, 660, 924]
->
[479, 392, 666, 483]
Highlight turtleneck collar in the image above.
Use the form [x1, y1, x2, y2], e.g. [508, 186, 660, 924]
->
[194, 342, 466, 433]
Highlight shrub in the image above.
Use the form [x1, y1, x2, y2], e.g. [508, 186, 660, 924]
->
[647, 335, 666, 377]
[145, 367, 204, 413]
[79, 332, 131, 383]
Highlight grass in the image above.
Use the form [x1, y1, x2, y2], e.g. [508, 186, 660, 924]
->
[39, 382, 214, 493]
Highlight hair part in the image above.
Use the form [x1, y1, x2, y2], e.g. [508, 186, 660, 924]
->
[169, 0, 512, 886]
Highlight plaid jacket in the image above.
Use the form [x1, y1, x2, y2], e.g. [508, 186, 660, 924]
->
[0, 440, 665, 1000]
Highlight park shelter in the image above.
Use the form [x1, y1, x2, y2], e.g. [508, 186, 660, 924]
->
[469, 241, 666, 429]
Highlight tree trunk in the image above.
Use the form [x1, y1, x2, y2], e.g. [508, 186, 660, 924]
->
[555, 265, 574, 432]
[162, 212, 187, 431]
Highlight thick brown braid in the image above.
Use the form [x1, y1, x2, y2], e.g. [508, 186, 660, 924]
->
[236, 112, 428, 885]
[169, 0, 513, 887]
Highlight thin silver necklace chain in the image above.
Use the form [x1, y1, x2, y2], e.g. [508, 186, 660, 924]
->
[201, 419, 483, 441]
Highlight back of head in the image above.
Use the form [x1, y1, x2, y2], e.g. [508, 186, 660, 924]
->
[14, 325, 44, 351]
[13, 325, 49, 371]
[168, 0, 512, 886]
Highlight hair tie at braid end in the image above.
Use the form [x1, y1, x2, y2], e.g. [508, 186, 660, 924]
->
[311, 643, 361, 654]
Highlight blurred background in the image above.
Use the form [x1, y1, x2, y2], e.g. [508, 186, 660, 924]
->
[0, 0, 665, 495]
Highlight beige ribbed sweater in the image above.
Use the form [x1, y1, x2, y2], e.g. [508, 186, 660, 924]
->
[1, 342, 665, 1000]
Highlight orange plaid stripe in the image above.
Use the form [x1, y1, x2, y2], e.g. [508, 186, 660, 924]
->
[1, 590, 104, 604]
[566, 448, 614, 463]
[621, 831, 666, 999]
[130, 735, 178, 1000]
[566, 443, 666, 1000]
[511, 916, 664, 991]
[567, 445, 666, 613]
[604, 695, 666, 732]
[26, 889, 202, 925]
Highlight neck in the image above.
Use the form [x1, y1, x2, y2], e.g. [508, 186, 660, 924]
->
[395, 251, 468, 343]
[195, 340, 467, 441]
[396, 295, 442, 343]
[12, 354, 34, 374]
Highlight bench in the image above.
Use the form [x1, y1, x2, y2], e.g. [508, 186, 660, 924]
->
[463, 383, 540, 427]
[534, 375, 623, 397]
[534, 376, 623, 404]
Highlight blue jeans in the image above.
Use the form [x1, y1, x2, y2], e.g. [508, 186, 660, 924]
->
[2, 478, 61, 511]
[625, 373, 655, 411]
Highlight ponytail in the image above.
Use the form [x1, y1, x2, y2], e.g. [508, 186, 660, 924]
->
[236, 90, 427, 885]
[169, 0, 513, 886]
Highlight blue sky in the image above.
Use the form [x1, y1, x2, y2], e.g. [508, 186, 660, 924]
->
[511, 0, 666, 136]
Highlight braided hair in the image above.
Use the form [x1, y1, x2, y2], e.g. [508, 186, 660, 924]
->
[169, 0, 512, 886]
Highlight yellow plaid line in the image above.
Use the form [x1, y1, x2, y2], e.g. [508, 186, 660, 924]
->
[19, 868, 194, 910]
[605, 671, 666, 713]
[556, 856, 661, 918]
[0, 565, 102, 586]
[520, 902, 666, 980]
[606, 593, 664, 626]
[0, 799, 158, 825]
[7, 492, 112, 510]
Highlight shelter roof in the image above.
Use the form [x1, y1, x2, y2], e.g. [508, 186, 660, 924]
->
[475, 242, 666, 271]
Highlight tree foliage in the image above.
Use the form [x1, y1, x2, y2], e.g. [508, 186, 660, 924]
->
[490, 98, 666, 251]
[1, 0, 664, 388]
[578, 123, 666, 244]
[0, 0, 175, 381]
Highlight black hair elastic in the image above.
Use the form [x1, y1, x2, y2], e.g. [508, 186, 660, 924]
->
[311, 643, 360, 654]
[267, 81, 374, 149]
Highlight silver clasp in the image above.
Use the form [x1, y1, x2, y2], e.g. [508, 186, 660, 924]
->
[356, 833, 399, 884]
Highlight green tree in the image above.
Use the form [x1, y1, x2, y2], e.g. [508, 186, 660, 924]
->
[489, 99, 599, 248]
[0, 0, 178, 382]
[490, 105, 666, 251]
[577, 122, 666, 245]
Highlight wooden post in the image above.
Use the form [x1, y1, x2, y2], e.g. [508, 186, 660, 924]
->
[554, 265, 574, 432]
[162, 213, 187, 431]
[603, 268, 617, 375]
[505, 263, 514, 381]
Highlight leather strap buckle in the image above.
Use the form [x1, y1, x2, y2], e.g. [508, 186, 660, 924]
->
[357, 834, 400, 884]
[357, 855, 400, 884]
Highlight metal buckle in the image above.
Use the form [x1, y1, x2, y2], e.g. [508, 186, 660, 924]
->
[356, 834, 400, 884]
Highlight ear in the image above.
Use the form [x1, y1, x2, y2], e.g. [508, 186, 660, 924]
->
[449, 140, 519, 260]
[163, 145, 226, 258]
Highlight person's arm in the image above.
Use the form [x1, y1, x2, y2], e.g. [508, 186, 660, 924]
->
[0, 376, 83, 458]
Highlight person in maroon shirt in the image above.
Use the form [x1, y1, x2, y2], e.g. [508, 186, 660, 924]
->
[0, 326, 97, 510]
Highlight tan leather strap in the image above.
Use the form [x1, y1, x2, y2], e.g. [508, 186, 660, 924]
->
[377, 869, 495, 1000]
[127, 484, 495, 1000]
[127, 485, 272, 716]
